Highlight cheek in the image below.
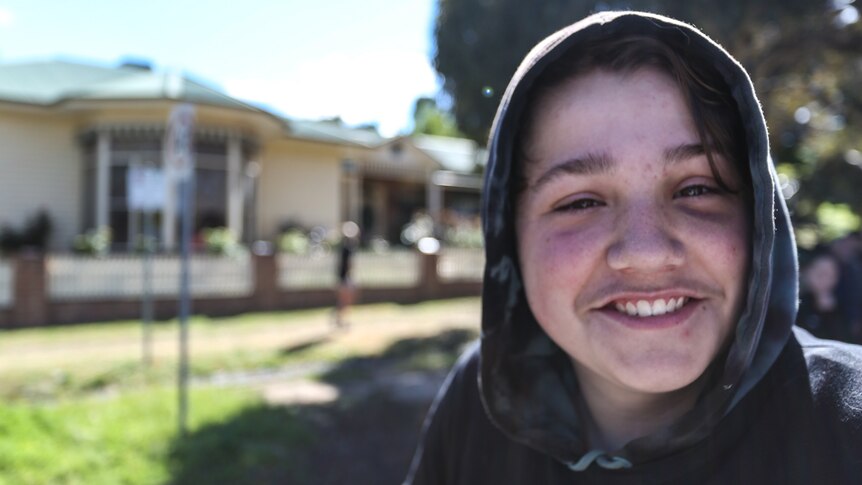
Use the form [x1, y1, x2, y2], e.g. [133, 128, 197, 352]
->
[689, 212, 751, 307]
[715, 234, 747, 272]
[519, 222, 608, 290]
[684, 206, 749, 266]
[721, 218, 751, 279]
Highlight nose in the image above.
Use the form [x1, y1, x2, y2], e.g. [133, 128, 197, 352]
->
[606, 203, 684, 273]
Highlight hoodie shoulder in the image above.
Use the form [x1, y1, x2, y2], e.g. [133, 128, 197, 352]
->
[794, 326, 862, 479]
[796, 328, 862, 419]
[405, 342, 565, 484]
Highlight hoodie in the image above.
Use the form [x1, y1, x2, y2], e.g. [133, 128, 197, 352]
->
[406, 11, 862, 485]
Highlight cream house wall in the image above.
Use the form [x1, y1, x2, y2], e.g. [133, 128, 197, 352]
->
[0, 110, 80, 250]
[358, 141, 440, 185]
[257, 139, 346, 240]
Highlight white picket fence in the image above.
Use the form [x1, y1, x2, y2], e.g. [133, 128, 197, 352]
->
[0, 259, 12, 308]
[354, 250, 421, 287]
[437, 248, 485, 282]
[48, 253, 253, 301]
[7, 248, 481, 305]
[278, 249, 422, 290]
[277, 253, 337, 290]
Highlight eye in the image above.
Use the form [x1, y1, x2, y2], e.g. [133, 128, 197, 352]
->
[554, 197, 604, 212]
[674, 184, 718, 199]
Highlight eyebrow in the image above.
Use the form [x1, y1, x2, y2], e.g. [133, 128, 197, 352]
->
[530, 152, 612, 193]
[528, 142, 707, 193]
[664, 143, 706, 164]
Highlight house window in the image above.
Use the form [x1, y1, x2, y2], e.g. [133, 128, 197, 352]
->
[110, 136, 164, 249]
[82, 130, 232, 251]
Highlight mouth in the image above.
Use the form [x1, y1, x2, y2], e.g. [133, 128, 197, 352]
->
[611, 297, 691, 318]
[592, 292, 703, 330]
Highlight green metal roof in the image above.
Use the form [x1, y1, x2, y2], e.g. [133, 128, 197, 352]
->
[0, 60, 125, 104]
[282, 123, 484, 173]
[285, 119, 387, 147]
[0, 60, 264, 112]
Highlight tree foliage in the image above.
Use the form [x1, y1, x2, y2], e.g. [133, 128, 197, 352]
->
[411, 96, 464, 137]
[433, 0, 862, 242]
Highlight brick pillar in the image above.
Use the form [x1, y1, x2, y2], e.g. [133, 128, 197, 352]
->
[13, 253, 48, 326]
[419, 252, 441, 300]
[253, 252, 278, 311]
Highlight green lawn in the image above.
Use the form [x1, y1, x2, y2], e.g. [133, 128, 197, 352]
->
[0, 298, 481, 484]
[0, 386, 312, 485]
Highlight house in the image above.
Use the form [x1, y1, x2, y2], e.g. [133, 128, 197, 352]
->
[0, 59, 484, 252]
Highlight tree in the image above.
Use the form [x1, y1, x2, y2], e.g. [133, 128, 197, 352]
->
[433, 0, 862, 243]
[411, 96, 464, 137]
[434, 0, 593, 142]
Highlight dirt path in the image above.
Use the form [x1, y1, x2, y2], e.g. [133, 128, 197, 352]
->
[0, 299, 481, 374]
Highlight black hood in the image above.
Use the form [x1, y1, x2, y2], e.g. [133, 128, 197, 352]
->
[479, 11, 799, 467]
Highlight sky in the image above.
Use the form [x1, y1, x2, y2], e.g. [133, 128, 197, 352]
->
[0, 0, 441, 136]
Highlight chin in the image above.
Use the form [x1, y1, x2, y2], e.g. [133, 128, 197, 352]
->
[610, 353, 711, 395]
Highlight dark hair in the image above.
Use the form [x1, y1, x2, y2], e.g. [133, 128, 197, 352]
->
[515, 33, 751, 197]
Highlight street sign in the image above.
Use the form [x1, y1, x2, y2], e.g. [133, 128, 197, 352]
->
[127, 165, 165, 212]
[165, 104, 196, 181]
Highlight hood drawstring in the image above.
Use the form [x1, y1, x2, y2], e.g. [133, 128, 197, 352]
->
[566, 450, 633, 471]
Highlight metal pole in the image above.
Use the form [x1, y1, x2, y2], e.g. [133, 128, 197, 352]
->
[166, 102, 196, 438]
[178, 177, 194, 436]
[142, 210, 154, 367]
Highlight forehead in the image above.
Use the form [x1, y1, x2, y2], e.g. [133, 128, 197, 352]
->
[521, 67, 698, 175]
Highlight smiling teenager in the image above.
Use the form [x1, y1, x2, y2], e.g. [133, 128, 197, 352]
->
[405, 11, 862, 485]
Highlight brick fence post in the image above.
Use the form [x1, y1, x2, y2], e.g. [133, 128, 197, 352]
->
[419, 251, 441, 300]
[253, 252, 278, 311]
[13, 252, 48, 326]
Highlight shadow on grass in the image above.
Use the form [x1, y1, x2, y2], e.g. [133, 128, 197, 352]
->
[322, 328, 475, 385]
[279, 335, 331, 356]
[167, 328, 477, 485]
[166, 406, 312, 484]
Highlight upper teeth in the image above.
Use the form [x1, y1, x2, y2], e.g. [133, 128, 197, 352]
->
[614, 297, 688, 317]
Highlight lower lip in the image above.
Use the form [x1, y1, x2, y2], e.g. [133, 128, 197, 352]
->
[596, 299, 700, 330]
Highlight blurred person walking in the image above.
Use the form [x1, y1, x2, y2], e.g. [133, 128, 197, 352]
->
[333, 221, 360, 329]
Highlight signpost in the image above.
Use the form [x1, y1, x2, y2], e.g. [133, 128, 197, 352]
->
[127, 163, 165, 367]
[165, 103, 196, 436]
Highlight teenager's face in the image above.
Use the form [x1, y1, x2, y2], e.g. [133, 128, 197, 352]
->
[516, 68, 750, 398]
